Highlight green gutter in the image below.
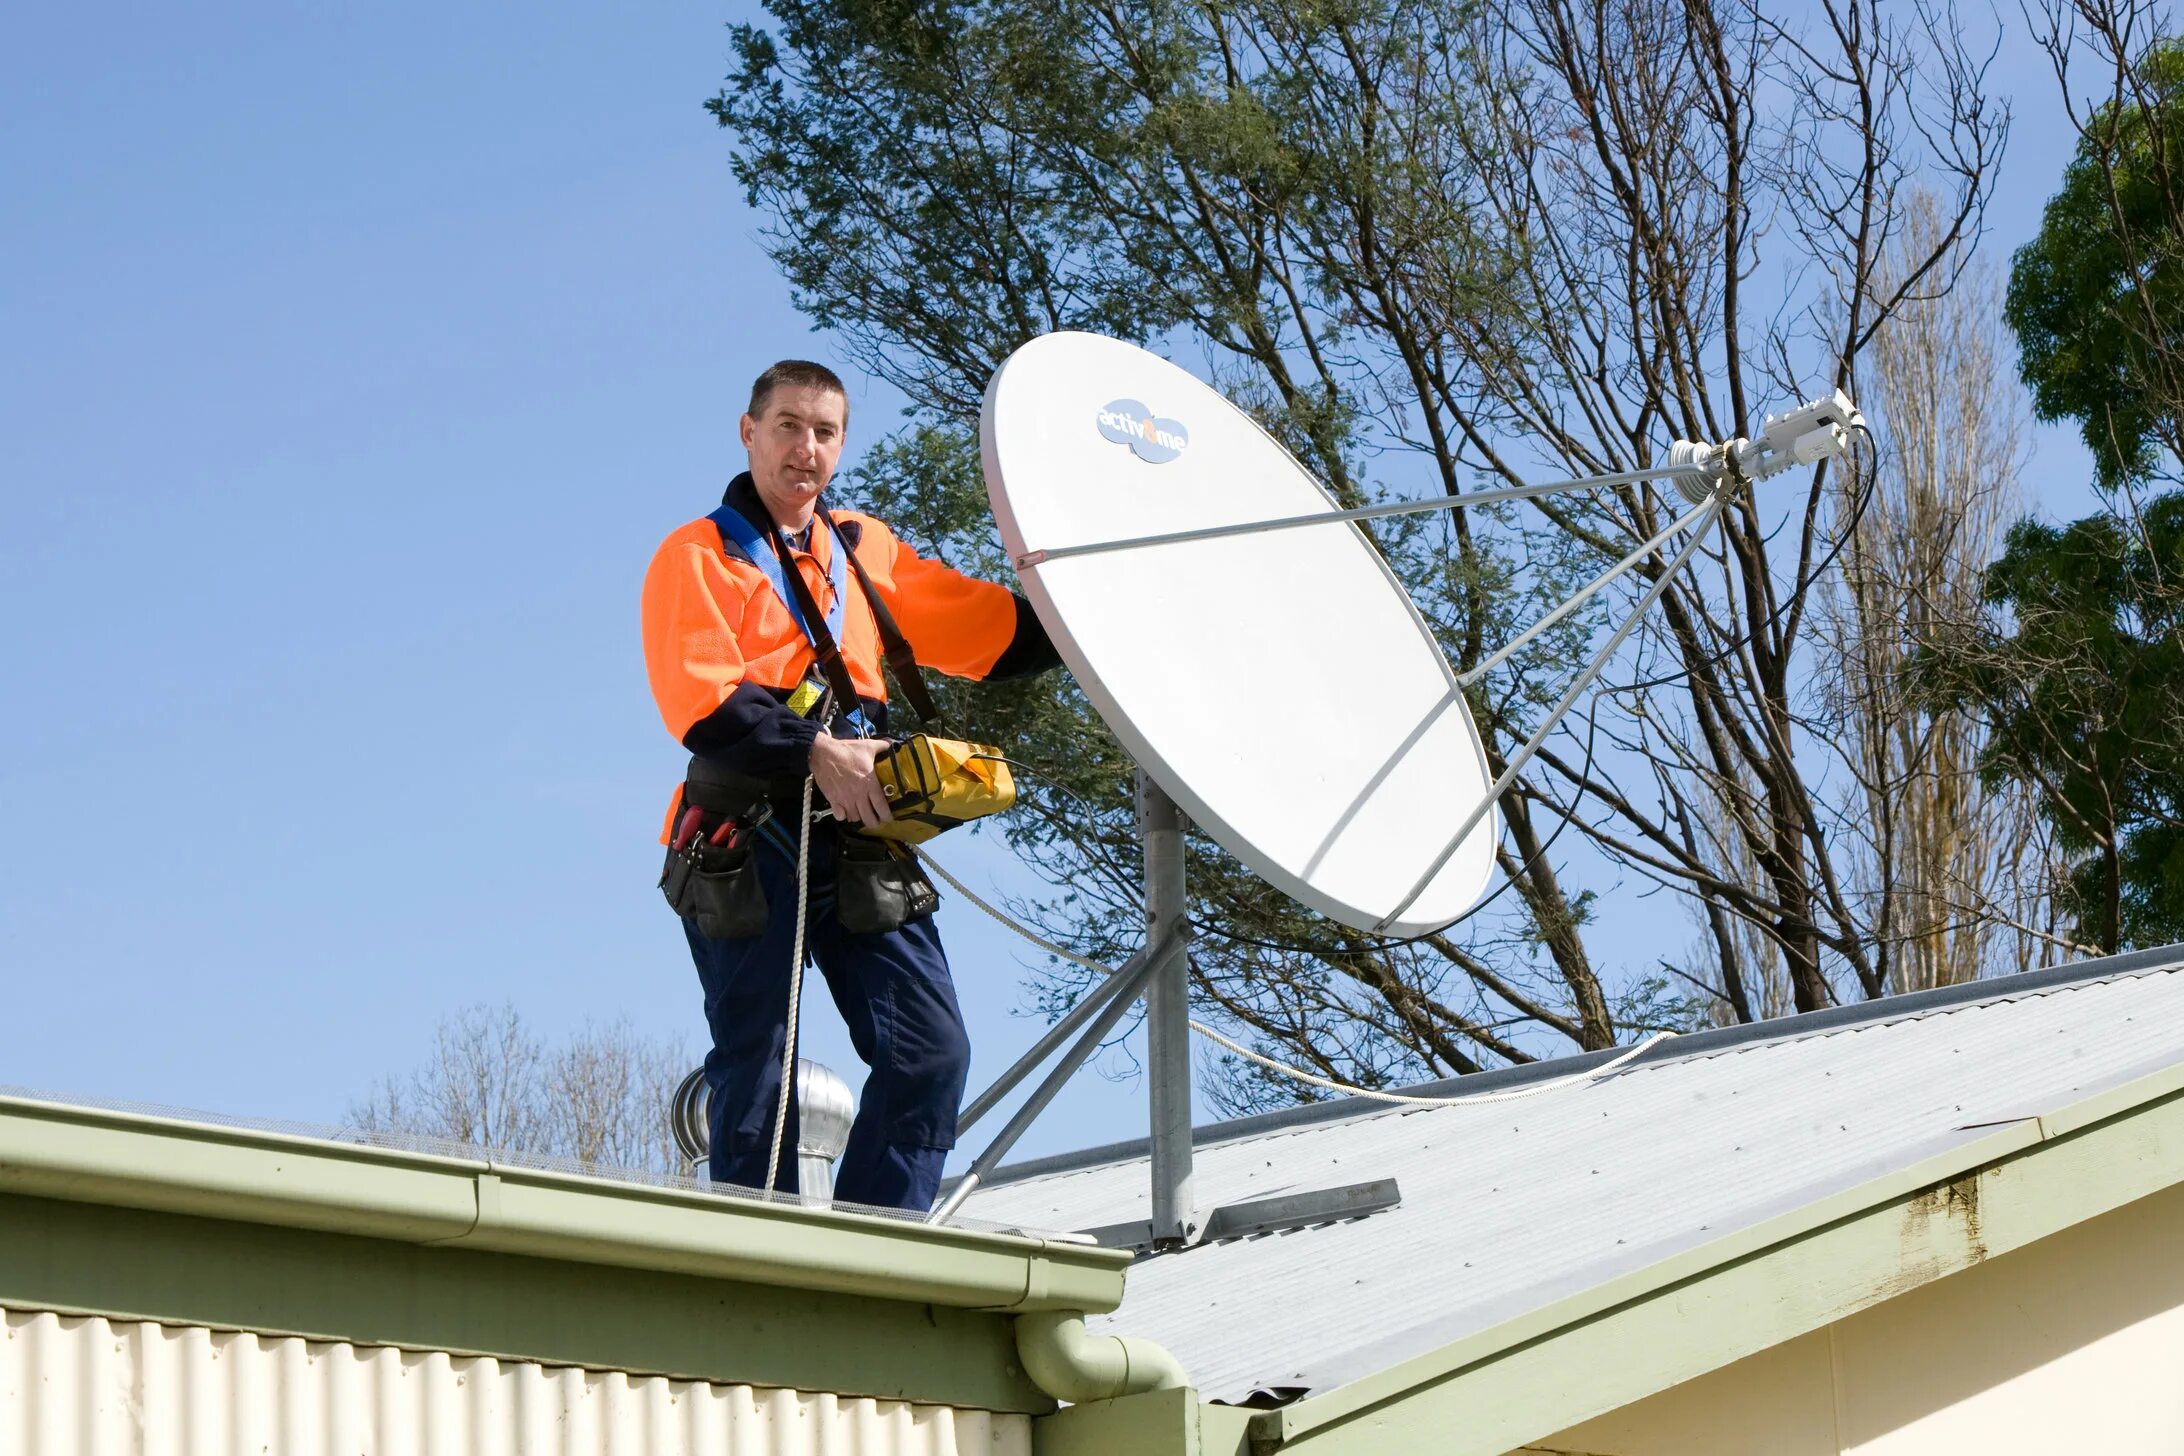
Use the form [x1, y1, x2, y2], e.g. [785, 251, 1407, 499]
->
[0, 1093, 1128, 1313]
[1245, 1057, 2184, 1455]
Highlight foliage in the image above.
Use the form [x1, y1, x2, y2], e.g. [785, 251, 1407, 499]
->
[1934, 6, 2184, 955]
[1919, 494, 2184, 953]
[2008, 39, 2184, 489]
[709, 0, 2006, 1105]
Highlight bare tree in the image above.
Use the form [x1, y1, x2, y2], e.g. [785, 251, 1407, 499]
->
[1808, 191, 2062, 994]
[349, 1004, 692, 1176]
[1674, 774, 1798, 1024]
[1441, 0, 2009, 1018]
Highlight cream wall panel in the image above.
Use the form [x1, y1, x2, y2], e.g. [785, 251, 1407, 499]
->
[0, 1307, 1029, 1456]
[1837, 1176, 2184, 1454]
[1518, 1180, 2184, 1456]
[1514, 1331, 1838, 1456]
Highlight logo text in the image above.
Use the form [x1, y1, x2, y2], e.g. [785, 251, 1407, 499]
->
[1097, 400, 1189, 464]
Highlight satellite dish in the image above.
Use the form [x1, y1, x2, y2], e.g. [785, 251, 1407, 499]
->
[981, 331, 1498, 934]
[939, 329, 1864, 1230]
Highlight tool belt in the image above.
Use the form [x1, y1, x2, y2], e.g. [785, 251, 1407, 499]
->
[660, 825, 770, 941]
[663, 754, 944, 938]
[835, 831, 940, 933]
[680, 755, 774, 819]
[859, 734, 1017, 845]
[659, 757, 773, 939]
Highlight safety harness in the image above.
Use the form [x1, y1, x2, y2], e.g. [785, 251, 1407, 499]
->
[701, 498, 1011, 836]
[706, 501, 944, 728]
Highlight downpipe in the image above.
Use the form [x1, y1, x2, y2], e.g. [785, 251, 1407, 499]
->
[1015, 1309, 1190, 1403]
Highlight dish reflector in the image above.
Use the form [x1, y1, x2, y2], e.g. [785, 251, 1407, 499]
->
[981, 332, 1498, 934]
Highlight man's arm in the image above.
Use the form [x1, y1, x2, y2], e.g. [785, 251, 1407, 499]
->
[866, 522, 1061, 680]
[981, 594, 1063, 680]
[641, 533, 822, 777]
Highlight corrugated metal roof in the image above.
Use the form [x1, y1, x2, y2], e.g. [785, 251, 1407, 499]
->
[957, 948, 2184, 1404]
[1, 1305, 1031, 1455]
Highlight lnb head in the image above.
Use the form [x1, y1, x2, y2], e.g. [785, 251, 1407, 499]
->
[1737, 389, 1864, 481]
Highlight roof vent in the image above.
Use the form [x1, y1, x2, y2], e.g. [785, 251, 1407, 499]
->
[793, 1060, 855, 1203]
[669, 1060, 856, 1205]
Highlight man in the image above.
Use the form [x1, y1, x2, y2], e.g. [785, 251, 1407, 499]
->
[641, 359, 1057, 1212]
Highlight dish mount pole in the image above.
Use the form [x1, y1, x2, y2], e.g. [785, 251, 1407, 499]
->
[1139, 770, 1197, 1246]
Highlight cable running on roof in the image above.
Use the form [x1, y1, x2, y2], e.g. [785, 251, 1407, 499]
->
[912, 845, 1675, 1115]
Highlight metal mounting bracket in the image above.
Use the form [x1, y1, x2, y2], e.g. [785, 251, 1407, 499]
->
[1078, 1177, 1403, 1258]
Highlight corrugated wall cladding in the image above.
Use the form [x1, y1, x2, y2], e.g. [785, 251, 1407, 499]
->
[0, 1306, 1030, 1456]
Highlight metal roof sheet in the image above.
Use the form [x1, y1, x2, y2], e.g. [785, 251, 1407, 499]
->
[957, 947, 2184, 1403]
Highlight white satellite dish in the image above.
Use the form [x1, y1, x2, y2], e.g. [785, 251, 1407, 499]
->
[982, 331, 1499, 935]
[937, 329, 1865, 1231]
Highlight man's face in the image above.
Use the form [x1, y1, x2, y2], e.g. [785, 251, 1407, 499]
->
[740, 383, 848, 527]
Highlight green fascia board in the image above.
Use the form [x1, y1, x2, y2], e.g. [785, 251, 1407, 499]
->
[1033, 1386, 1258, 1456]
[1250, 1057, 2184, 1455]
[0, 1094, 1128, 1315]
[0, 1188, 1052, 1412]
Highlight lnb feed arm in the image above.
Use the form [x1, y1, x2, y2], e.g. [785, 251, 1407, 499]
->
[1666, 389, 1866, 497]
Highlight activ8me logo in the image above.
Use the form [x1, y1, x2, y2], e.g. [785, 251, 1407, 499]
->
[1096, 399, 1189, 464]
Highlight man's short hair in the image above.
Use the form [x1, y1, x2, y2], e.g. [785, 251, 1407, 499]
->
[748, 360, 849, 421]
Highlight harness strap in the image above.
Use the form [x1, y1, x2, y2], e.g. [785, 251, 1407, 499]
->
[707, 501, 863, 732]
[817, 504, 942, 726]
[708, 496, 945, 733]
[766, 526, 867, 730]
[707, 503, 846, 648]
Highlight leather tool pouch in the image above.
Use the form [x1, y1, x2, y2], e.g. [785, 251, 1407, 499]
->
[835, 833, 939, 935]
[660, 755, 775, 940]
[661, 838, 771, 940]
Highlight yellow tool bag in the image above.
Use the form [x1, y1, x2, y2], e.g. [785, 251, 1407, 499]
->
[861, 734, 1017, 844]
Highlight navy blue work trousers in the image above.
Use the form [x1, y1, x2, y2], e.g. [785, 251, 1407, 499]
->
[682, 826, 970, 1212]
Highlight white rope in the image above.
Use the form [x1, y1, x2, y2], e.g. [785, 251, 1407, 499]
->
[914, 844, 1676, 1108]
[764, 776, 817, 1195]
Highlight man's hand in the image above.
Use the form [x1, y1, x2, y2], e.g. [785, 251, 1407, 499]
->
[809, 734, 895, 826]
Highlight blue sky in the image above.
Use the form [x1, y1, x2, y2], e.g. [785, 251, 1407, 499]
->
[0, 2, 2104, 1171]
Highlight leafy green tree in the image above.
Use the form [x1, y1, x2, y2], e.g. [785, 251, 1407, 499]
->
[1919, 496, 2184, 953]
[2000, 37, 2184, 486]
[1944, 11, 2184, 954]
[2008, 38, 2184, 489]
[709, 0, 2005, 1105]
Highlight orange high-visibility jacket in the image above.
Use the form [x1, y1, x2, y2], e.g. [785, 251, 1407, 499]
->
[642, 475, 1054, 824]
